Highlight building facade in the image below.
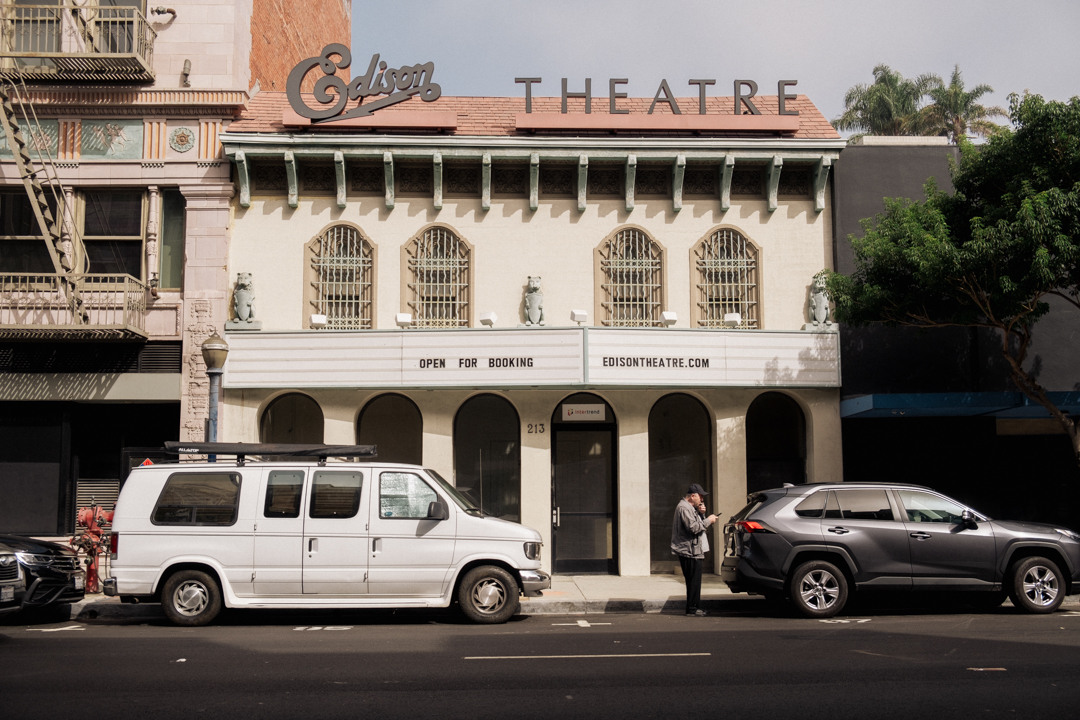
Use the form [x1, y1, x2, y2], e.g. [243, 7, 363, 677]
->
[218, 84, 846, 575]
[0, 0, 350, 534]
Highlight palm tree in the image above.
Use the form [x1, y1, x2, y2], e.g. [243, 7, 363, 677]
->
[923, 65, 1006, 143]
[833, 64, 941, 137]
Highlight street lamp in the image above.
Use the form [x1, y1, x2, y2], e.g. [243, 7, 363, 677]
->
[201, 333, 229, 459]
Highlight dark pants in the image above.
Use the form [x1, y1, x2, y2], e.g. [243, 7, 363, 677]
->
[679, 555, 702, 613]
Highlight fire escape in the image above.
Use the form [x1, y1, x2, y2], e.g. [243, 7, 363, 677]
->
[0, 4, 156, 340]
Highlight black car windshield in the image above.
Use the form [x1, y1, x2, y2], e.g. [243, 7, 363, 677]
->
[426, 469, 482, 516]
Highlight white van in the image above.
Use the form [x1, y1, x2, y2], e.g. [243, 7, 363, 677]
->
[104, 443, 549, 626]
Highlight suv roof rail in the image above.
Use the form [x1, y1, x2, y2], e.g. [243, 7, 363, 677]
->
[163, 442, 377, 466]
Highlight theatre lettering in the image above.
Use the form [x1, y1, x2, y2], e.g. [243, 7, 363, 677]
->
[602, 356, 710, 369]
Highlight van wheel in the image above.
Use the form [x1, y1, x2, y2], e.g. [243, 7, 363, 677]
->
[789, 560, 848, 619]
[1009, 557, 1064, 614]
[458, 566, 519, 624]
[161, 570, 222, 627]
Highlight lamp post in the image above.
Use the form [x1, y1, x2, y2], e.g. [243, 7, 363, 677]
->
[201, 333, 229, 461]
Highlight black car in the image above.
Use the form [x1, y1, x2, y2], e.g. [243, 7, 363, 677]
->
[722, 483, 1080, 618]
[0, 535, 85, 610]
[0, 543, 25, 616]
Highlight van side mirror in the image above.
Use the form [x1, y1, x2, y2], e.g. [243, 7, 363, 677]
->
[961, 509, 978, 528]
[427, 500, 449, 521]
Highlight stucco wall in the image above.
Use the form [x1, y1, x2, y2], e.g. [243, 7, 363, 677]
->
[229, 194, 833, 333]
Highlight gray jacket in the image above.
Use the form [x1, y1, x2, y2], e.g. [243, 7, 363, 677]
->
[671, 498, 711, 559]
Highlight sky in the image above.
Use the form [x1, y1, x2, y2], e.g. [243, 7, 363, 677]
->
[351, 0, 1079, 130]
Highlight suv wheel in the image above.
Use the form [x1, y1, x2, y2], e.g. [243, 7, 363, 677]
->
[458, 566, 519, 624]
[161, 570, 222, 627]
[790, 560, 848, 618]
[1009, 557, 1064, 614]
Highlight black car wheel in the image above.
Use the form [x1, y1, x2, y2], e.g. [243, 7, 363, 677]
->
[1009, 557, 1064, 614]
[161, 570, 222, 626]
[790, 560, 848, 618]
[458, 566, 519, 624]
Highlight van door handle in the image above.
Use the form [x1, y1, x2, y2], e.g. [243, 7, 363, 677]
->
[910, 532, 931, 540]
[552, 507, 560, 528]
[308, 538, 318, 554]
[372, 538, 381, 555]
[827, 527, 849, 534]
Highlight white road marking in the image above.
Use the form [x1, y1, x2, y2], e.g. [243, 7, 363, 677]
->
[551, 620, 612, 627]
[27, 625, 84, 632]
[293, 626, 352, 631]
[819, 618, 872, 624]
[967, 668, 1006, 672]
[173, 659, 186, 663]
[464, 653, 710, 660]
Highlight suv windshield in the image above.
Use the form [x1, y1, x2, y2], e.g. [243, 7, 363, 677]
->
[426, 469, 482, 516]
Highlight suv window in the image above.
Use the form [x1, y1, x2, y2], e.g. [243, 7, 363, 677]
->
[794, 492, 827, 518]
[898, 490, 966, 524]
[732, 493, 768, 522]
[153, 472, 242, 526]
[832, 489, 895, 521]
[380, 472, 438, 519]
[309, 471, 363, 519]
[264, 470, 304, 518]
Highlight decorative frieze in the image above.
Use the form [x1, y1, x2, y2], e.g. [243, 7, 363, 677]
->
[635, 167, 668, 196]
[492, 165, 527, 195]
[301, 165, 335, 193]
[445, 165, 480, 195]
[587, 165, 621, 196]
[540, 165, 574, 195]
[252, 164, 287, 192]
[351, 165, 383, 193]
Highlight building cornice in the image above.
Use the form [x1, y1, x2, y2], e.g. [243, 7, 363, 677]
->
[10, 88, 249, 118]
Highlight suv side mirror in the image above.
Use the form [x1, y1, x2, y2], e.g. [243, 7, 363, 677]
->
[961, 509, 978, 528]
[427, 500, 449, 521]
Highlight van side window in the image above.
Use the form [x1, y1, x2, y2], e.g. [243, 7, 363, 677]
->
[309, 471, 363, 519]
[264, 471, 304, 518]
[380, 472, 437, 519]
[152, 472, 242, 526]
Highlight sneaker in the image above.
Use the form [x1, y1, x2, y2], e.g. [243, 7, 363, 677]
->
[686, 609, 708, 617]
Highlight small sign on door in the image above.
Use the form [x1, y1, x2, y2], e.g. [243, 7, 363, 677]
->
[561, 404, 606, 422]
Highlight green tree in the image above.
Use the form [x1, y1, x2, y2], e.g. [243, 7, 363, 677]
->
[826, 93, 1080, 463]
[924, 65, 1006, 143]
[832, 64, 941, 137]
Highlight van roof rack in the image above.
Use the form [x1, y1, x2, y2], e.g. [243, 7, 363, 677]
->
[164, 442, 377, 466]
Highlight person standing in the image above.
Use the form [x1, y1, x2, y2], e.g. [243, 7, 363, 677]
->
[671, 483, 718, 616]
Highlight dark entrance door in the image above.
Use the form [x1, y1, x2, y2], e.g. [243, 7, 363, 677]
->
[551, 394, 617, 574]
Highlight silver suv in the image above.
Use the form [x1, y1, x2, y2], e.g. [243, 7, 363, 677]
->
[722, 483, 1080, 618]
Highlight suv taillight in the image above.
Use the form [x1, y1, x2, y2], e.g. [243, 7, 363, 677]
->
[110, 533, 118, 559]
[735, 521, 773, 534]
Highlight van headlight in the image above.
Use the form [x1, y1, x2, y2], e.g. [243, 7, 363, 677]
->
[524, 542, 541, 561]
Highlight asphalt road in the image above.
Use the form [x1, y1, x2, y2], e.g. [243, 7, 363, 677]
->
[3, 600, 1079, 720]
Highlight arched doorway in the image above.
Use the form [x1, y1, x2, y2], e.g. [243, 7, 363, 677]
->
[649, 394, 712, 573]
[746, 392, 806, 494]
[357, 394, 423, 465]
[550, 393, 617, 574]
[453, 394, 520, 522]
[260, 393, 324, 444]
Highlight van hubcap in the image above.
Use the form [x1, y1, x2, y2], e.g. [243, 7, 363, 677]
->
[472, 578, 507, 614]
[1022, 566, 1059, 606]
[174, 581, 209, 616]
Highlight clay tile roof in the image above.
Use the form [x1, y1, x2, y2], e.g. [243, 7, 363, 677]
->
[227, 92, 840, 141]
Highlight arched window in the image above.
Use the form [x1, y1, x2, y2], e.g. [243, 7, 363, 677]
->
[306, 224, 374, 329]
[597, 228, 664, 327]
[357, 394, 423, 465]
[260, 393, 324, 444]
[693, 228, 759, 329]
[405, 226, 471, 328]
[745, 392, 806, 493]
[453, 394, 520, 522]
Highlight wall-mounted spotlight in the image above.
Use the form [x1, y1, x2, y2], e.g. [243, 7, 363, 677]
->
[570, 310, 588, 326]
[723, 312, 742, 328]
[309, 313, 327, 329]
[395, 313, 413, 328]
[479, 311, 497, 327]
[660, 311, 677, 327]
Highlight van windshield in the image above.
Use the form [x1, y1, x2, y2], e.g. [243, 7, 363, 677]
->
[426, 469, 482, 516]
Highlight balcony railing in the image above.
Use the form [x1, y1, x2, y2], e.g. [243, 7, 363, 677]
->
[0, 5, 156, 82]
[0, 273, 147, 339]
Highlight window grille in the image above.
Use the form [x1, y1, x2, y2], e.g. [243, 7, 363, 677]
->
[695, 229, 759, 329]
[599, 228, 663, 327]
[407, 226, 470, 328]
[309, 225, 373, 329]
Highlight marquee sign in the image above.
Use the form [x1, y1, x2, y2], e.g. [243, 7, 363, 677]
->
[286, 44, 442, 123]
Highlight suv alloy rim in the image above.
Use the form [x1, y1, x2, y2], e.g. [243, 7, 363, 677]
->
[472, 577, 507, 614]
[800, 569, 840, 610]
[1022, 565, 1059, 607]
[174, 580, 210, 616]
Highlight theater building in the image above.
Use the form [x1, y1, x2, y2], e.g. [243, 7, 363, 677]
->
[217, 75, 846, 575]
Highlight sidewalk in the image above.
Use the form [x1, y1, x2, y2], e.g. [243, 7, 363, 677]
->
[60, 573, 1077, 621]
